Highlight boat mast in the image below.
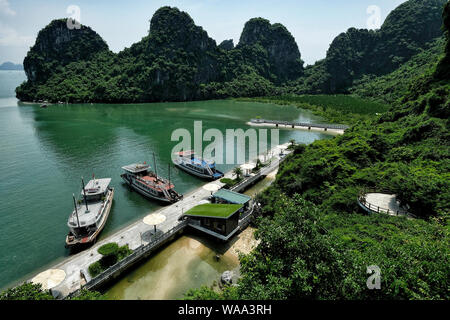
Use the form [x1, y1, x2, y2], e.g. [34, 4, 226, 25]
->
[168, 163, 171, 187]
[81, 177, 89, 213]
[73, 194, 80, 228]
[153, 152, 158, 180]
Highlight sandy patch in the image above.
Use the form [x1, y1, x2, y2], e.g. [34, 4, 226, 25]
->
[228, 227, 260, 258]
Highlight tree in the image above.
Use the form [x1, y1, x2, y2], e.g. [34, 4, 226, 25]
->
[0, 283, 54, 300]
[69, 289, 105, 300]
[233, 167, 243, 180]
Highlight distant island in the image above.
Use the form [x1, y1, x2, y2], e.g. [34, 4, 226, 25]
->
[0, 62, 23, 71]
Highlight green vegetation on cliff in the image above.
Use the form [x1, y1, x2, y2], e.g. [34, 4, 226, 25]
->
[185, 1, 450, 300]
[16, 1, 447, 103]
[289, 0, 448, 94]
[16, 7, 302, 103]
[350, 38, 446, 104]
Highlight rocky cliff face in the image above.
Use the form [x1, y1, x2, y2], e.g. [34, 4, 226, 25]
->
[17, 6, 304, 103]
[436, 1, 450, 79]
[23, 19, 109, 84]
[141, 7, 223, 100]
[324, 28, 378, 92]
[219, 39, 234, 51]
[238, 18, 304, 83]
[305, 0, 448, 93]
[377, 0, 447, 72]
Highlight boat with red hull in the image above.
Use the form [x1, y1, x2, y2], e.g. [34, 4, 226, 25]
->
[121, 163, 182, 204]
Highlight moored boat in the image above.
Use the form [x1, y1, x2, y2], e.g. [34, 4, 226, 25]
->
[174, 150, 224, 180]
[121, 163, 183, 203]
[66, 177, 114, 248]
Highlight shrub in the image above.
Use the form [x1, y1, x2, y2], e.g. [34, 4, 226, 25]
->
[220, 178, 237, 189]
[88, 261, 103, 278]
[0, 282, 54, 300]
[97, 242, 119, 257]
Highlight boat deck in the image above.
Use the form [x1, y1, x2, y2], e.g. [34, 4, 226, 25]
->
[138, 176, 174, 191]
[68, 202, 104, 227]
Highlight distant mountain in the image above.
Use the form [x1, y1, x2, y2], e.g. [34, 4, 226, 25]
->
[15, 0, 448, 103]
[289, 0, 448, 94]
[17, 6, 301, 103]
[0, 62, 23, 70]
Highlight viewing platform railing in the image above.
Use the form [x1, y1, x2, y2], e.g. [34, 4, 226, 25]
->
[357, 191, 417, 219]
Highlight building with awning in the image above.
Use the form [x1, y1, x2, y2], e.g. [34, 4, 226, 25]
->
[212, 189, 252, 211]
[183, 204, 243, 241]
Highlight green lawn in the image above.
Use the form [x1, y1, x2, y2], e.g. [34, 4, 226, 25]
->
[185, 204, 243, 218]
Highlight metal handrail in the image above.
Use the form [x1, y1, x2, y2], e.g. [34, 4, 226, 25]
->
[84, 220, 188, 291]
[357, 194, 416, 218]
[251, 119, 349, 130]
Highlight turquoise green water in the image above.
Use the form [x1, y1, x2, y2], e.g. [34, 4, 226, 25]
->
[0, 70, 331, 290]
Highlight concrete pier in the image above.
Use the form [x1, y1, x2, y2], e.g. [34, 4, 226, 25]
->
[29, 143, 291, 299]
[247, 119, 348, 135]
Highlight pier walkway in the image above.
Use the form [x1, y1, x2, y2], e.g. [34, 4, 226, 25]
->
[33, 143, 291, 299]
[248, 118, 349, 134]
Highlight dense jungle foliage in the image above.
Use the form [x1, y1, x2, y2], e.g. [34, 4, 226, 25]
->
[185, 1, 450, 300]
[16, 1, 447, 103]
[287, 0, 448, 94]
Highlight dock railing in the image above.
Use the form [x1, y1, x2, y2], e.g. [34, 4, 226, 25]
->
[69, 220, 188, 296]
[231, 154, 285, 193]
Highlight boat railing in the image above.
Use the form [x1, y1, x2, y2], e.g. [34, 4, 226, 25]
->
[180, 155, 215, 166]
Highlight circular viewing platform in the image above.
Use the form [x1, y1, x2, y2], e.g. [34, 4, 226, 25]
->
[358, 192, 416, 219]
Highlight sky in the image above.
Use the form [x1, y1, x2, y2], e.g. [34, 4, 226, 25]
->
[0, 0, 407, 65]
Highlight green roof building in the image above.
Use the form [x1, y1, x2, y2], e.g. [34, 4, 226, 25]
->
[212, 189, 252, 211]
[184, 203, 243, 241]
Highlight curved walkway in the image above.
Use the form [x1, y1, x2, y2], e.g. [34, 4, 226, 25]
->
[358, 193, 416, 218]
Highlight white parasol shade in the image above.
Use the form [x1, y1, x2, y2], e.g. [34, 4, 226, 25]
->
[143, 213, 167, 226]
[31, 269, 66, 290]
[241, 163, 256, 170]
[203, 183, 221, 192]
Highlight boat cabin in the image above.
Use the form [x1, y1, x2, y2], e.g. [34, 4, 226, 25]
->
[121, 163, 152, 177]
[174, 151, 224, 179]
[67, 178, 112, 237]
[82, 178, 111, 201]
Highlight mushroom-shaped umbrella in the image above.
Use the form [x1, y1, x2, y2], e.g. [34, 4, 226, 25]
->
[31, 269, 66, 290]
[143, 212, 167, 233]
[203, 183, 221, 195]
[277, 144, 289, 156]
[241, 163, 256, 176]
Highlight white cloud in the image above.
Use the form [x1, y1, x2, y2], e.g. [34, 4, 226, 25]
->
[0, 0, 16, 16]
[0, 23, 33, 47]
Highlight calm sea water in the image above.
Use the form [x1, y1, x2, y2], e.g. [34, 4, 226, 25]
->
[0, 70, 330, 291]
